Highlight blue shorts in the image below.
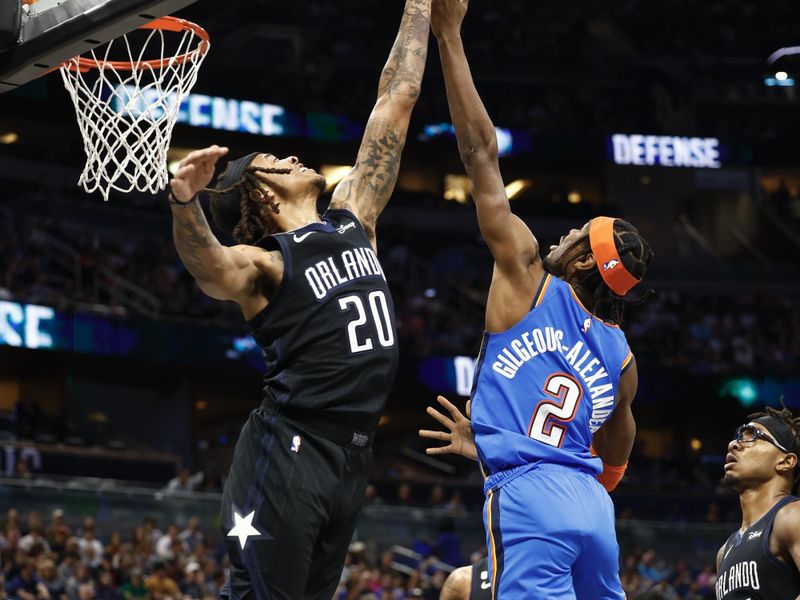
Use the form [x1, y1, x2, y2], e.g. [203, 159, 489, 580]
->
[483, 463, 624, 600]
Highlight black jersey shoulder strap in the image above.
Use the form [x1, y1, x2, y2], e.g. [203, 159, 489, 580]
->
[762, 496, 800, 570]
[245, 234, 292, 330]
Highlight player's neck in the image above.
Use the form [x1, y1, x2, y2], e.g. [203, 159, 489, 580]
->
[275, 206, 322, 233]
[738, 482, 791, 531]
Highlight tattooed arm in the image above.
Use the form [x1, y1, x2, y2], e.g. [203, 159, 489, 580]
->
[169, 146, 279, 310]
[328, 0, 432, 247]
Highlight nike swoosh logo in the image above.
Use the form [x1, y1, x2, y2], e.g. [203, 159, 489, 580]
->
[481, 582, 491, 590]
[293, 232, 315, 243]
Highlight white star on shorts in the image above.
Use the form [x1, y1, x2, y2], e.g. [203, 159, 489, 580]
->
[227, 510, 263, 550]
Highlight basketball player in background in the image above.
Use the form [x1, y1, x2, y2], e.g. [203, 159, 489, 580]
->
[440, 558, 491, 600]
[167, 1, 433, 597]
[420, 1, 653, 598]
[716, 405, 800, 599]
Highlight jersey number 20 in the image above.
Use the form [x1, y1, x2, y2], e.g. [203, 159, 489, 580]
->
[529, 373, 583, 448]
[338, 290, 395, 353]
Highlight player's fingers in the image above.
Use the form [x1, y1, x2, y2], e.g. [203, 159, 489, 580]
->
[426, 406, 454, 428]
[419, 429, 450, 441]
[185, 146, 228, 166]
[175, 164, 196, 179]
[201, 146, 229, 169]
[436, 395, 463, 419]
[426, 446, 453, 455]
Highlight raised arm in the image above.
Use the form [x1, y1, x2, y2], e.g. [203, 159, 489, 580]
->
[329, 0, 432, 244]
[432, 0, 540, 275]
[169, 146, 271, 306]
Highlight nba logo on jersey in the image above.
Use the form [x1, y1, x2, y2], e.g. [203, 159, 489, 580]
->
[602, 259, 620, 271]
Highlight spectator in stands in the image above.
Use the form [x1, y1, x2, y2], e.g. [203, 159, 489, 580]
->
[444, 491, 466, 516]
[56, 552, 81, 591]
[38, 558, 68, 600]
[434, 519, 462, 569]
[428, 485, 446, 510]
[47, 511, 71, 546]
[77, 525, 103, 569]
[120, 569, 146, 600]
[14, 459, 33, 480]
[362, 484, 384, 506]
[94, 571, 121, 600]
[5, 558, 46, 600]
[18, 523, 50, 557]
[142, 562, 179, 599]
[77, 583, 96, 600]
[396, 483, 414, 507]
[165, 469, 203, 493]
[66, 564, 94, 600]
[155, 526, 187, 561]
[179, 562, 205, 600]
[177, 519, 203, 554]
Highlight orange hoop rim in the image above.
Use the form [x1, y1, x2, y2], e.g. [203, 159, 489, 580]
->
[61, 16, 210, 72]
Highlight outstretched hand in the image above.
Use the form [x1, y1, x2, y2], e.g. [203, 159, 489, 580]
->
[431, 0, 468, 39]
[419, 395, 478, 461]
[169, 145, 229, 202]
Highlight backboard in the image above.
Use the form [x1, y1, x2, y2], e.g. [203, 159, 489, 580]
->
[0, 0, 199, 93]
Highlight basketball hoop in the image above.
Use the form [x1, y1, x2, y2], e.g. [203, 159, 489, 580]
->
[59, 16, 210, 201]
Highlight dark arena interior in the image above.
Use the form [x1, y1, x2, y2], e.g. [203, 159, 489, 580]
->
[0, 1, 799, 599]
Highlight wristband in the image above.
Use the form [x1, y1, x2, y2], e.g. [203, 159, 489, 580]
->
[590, 445, 628, 492]
[597, 462, 628, 492]
[169, 192, 198, 207]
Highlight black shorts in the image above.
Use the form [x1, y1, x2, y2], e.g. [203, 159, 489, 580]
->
[220, 407, 373, 600]
[471, 557, 491, 600]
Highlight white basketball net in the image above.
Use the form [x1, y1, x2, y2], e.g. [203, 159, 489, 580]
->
[59, 22, 209, 201]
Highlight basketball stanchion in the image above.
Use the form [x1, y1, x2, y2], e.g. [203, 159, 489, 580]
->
[59, 16, 210, 201]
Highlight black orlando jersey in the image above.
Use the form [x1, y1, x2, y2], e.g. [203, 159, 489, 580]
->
[249, 209, 399, 434]
[716, 496, 800, 599]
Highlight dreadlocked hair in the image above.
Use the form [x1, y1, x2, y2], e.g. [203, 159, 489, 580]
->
[748, 401, 800, 494]
[205, 166, 292, 245]
[575, 219, 654, 325]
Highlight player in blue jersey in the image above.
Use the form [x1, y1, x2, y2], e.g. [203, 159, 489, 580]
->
[420, 1, 654, 599]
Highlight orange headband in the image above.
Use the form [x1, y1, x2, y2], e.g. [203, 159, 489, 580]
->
[589, 217, 641, 297]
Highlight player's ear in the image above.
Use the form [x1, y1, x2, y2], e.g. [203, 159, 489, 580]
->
[778, 452, 798, 476]
[248, 186, 275, 203]
[573, 252, 596, 276]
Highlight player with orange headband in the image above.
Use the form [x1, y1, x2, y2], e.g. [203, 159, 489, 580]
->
[420, 1, 654, 598]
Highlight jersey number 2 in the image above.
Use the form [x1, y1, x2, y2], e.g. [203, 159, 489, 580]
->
[338, 291, 395, 353]
[529, 374, 583, 448]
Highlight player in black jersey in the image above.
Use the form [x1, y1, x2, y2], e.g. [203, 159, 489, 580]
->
[166, 2, 432, 597]
[440, 558, 491, 600]
[716, 405, 800, 599]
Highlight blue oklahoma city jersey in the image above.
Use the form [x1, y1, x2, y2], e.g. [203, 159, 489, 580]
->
[471, 274, 633, 477]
